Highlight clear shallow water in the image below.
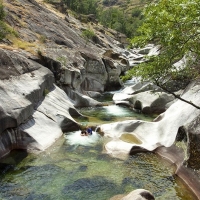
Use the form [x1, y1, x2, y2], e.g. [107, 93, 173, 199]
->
[0, 102, 197, 200]
[0, 132, 195, 200]
[0, 134, 197, 200]
[75, 104, 156, 127]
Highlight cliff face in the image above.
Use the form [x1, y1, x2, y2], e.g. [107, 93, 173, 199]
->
[0, 48, 82, 157]
[4, 0, 129, 94]
[0, 0, 131, 156]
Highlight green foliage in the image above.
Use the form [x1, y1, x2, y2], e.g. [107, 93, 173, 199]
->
[102, 0, 109, 6]
[61, 0, 145, 38]
[37, 48, 43, 56]
[131, 8, 142, 18]
[0, 1, 6, 40]
[98, 7, 143, 38]
[81, 29, 96, 44]
[63, 0, 98, 15]
[39, 35, 47, 43]
[0, 1, 18, 40]
[0, 4, 4, 20]
[126, 0, 200, 88]
[43, 88, 49, 96]
[57, 56, 68, 66]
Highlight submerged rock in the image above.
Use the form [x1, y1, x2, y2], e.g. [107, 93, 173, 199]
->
[62, 176, 120, 199]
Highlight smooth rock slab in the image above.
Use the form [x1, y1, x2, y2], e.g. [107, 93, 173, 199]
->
[101, 80, 200, 154]
[19, 111, 62, 151]
[113, 82, 174, 114]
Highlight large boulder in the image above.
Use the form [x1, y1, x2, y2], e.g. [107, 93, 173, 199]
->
[63, 87, 102, 107]
[122, 189, 155, 200]
[80, 51, 108, 92]
[36, 85, 81, 131]
[113, 82, 174, 114]
[110, 189, 155, 200]
[0, 49, 81, 157]
[101, 80, 200, 154]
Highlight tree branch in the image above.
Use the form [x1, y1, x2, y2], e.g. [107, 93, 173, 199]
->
[155, 80, 200, 109]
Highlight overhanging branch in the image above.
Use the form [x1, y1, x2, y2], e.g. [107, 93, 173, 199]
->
[155, 80, 200, 109]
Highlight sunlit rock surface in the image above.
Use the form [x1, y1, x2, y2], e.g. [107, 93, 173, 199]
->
[101, 80, 200, 154]
[122, 189, 155, 200]
[113, 82, 175, 114]
[101, 80, 200, 198]
[0, 49, 81, 157]
[110, 189, 155, 200]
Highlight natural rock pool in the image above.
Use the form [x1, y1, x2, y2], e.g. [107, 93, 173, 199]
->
[0, 104, 198, 199]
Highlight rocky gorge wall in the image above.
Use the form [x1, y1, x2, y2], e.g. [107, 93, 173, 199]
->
[1, 0, 200, 198]
[100, 79, 200, 198]
[0, 48, 82, 157]
[0, 0, 131, 157]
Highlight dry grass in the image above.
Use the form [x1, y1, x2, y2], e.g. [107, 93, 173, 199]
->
[36, 0, 65, 19]
[4, 35, 39, 54]
[0, 44, 17, 51]
[12, 39, 35, 49]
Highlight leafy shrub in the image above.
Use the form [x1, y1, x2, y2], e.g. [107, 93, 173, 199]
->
[0, 1, 18, 40]
[81, 29, 96, 44]
[132, 9, 142, 18]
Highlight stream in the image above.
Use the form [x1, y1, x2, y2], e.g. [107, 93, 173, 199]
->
[0, 92, 198, 200]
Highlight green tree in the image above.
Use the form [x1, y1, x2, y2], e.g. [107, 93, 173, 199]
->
[125, 0, 200, 109]
[63, 0, 98, 15]
[0, 1, 6, 40]
[0, 1, 16, 40]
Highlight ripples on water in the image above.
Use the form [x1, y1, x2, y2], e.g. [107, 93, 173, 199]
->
[0, 133, 197, 200]
[75, 105, 155, 127]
